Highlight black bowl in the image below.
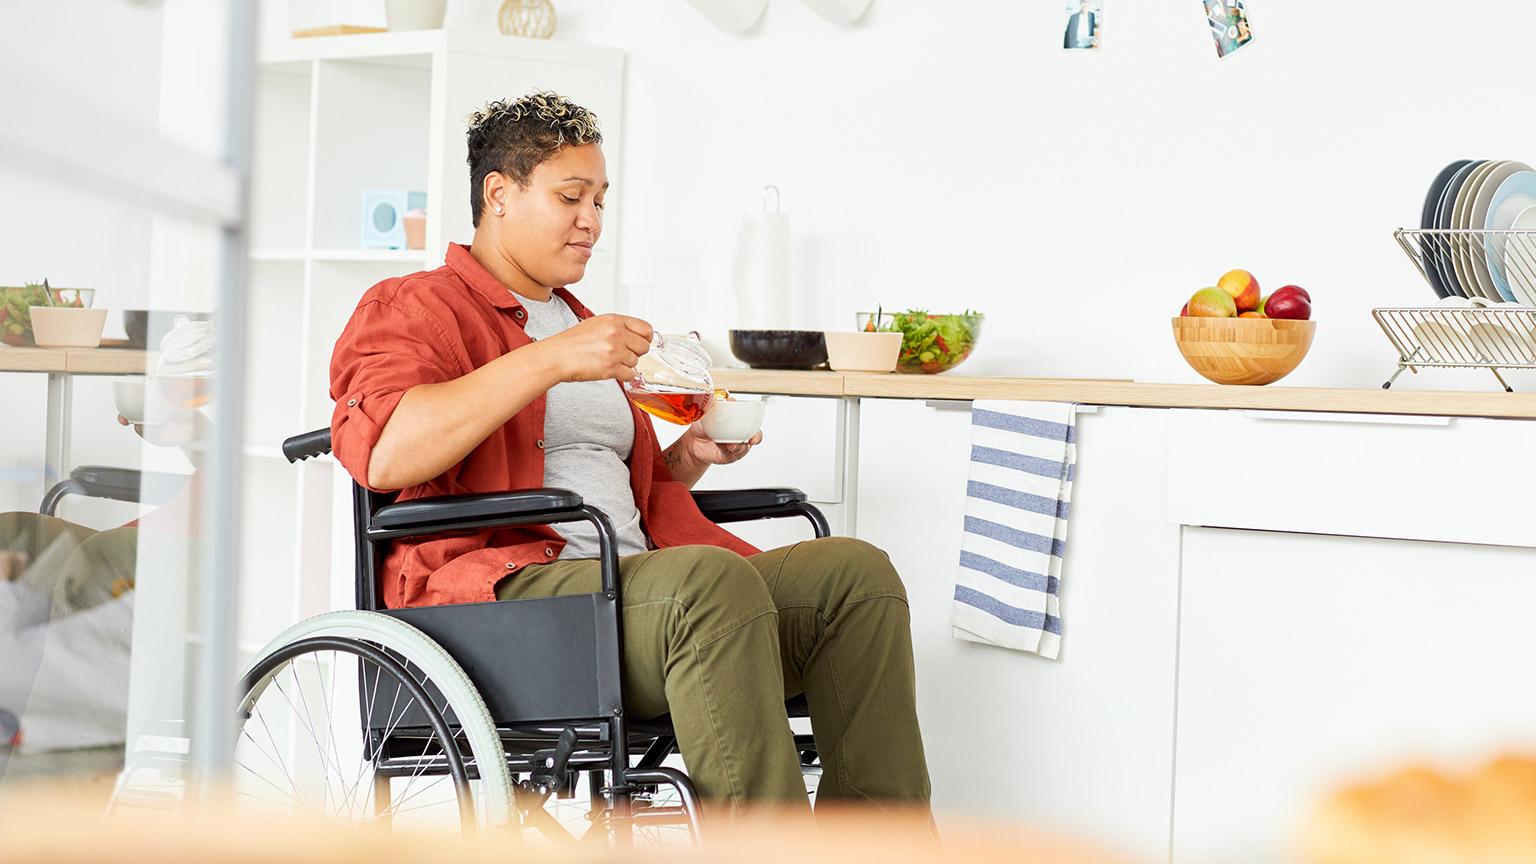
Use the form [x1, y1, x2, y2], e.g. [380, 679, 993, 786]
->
[123, 309, 213, 349]
[728, 330, 828, 370]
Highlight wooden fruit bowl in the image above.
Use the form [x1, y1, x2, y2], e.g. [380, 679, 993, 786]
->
[1171, 316, 1316, 386]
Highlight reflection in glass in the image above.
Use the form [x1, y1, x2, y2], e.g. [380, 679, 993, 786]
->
[1, 0, 241, 801]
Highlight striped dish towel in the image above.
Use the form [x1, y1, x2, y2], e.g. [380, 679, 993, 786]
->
[950, 400, 1077, 659]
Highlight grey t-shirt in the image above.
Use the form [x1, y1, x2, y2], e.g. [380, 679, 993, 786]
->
[518, 294, 650, 559]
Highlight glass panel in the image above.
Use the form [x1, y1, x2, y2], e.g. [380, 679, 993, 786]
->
[0, 1, 247, 813]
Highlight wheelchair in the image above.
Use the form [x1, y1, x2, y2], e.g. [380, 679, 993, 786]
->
[233, 427, 830, 842]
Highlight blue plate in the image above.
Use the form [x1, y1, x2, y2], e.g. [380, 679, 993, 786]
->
[1420, 159, 1471, 299]
[1484, 170, 1536, 303]
[1434, 160, 1487, 298]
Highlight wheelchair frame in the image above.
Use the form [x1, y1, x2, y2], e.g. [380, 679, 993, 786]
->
[250, 427, 830, 841]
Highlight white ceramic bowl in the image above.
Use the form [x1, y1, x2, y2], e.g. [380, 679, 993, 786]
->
[823, 331, 902, 373]
[29, 306, 107, 348]
[697, 397, 766, 444]
[113, 380, 146, 424]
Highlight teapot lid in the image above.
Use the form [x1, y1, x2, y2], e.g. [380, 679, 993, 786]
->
[648, 332, 713, 387]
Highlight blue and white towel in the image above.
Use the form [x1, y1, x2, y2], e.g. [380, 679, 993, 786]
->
[950, 400, 1078, 659]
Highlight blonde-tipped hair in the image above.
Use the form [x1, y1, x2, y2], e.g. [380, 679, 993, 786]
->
[465, 91, 603, 226]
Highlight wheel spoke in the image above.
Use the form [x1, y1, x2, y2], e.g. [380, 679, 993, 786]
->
[238, 692, 327, 817]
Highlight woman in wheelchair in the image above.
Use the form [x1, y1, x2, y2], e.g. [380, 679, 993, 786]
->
[327, 91, 931, 832]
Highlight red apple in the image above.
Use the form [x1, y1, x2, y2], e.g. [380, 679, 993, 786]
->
[1217, 269, 1261, 313]
[1278, 284, 1310, 302]
[1265, 285, 1311, 320]
[1187, 287, 1236, 318]
[1180, 302, 1190, 317]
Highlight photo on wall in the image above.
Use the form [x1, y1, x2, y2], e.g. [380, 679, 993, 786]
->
[1063, 0, 1102, 51]
[1204, 0, 1253, 58]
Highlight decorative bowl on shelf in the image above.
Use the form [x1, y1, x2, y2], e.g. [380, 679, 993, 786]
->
[856, 311, 984, 374]
[1171, 316, 1316, 385]
[727, 329, 828, 370]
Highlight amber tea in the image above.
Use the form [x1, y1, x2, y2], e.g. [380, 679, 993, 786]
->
[626, 385, 713, 425]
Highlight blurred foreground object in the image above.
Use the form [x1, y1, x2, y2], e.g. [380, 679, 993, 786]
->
[0, 782, 1145, 864]
[1299, 755, 1536, 864]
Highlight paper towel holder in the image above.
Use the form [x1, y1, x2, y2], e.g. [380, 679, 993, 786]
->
[762, 184, 780, 213]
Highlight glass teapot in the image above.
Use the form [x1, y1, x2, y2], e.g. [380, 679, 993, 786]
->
[624, 331, 716, 424]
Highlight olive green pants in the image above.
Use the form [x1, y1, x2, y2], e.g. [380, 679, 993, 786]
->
[496, 537, 931, 824]
[0, 512, 137, 618]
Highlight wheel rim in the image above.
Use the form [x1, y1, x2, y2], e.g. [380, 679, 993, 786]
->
[234, 637, 475, 835]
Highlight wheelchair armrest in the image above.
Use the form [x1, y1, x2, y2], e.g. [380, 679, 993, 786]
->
[40, 466, 190, 516]
[368, 488, 588, 541]
[691, 488, 831, 538]
[283, 427, 333, 463]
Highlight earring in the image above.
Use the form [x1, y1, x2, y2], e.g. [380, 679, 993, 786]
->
[494, 207, 503, 215]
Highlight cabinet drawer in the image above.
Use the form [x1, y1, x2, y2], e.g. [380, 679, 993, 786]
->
[1166, 409, 1536, 547]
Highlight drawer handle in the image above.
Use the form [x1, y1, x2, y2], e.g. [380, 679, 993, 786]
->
[924, 401, 1100, 413]
[1241, 410, 1452, 427]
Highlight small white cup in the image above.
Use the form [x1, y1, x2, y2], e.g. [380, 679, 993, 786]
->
[697, 396, 766, 444]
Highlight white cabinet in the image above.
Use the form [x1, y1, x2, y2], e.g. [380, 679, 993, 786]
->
[1173, 526, 1536, 864]
[243, 31, 623, 644]
[1166, 409, 1536, 547]
[856, 400, 1182, 861]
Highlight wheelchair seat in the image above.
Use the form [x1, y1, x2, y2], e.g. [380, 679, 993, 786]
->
[232, 427, 829, 842]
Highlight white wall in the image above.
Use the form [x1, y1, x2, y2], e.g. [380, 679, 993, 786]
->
[441, 0, 1536, 391]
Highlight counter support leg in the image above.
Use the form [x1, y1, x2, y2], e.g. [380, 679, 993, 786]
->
[44, 372, 72, 487]
[833, 395, 860, 538]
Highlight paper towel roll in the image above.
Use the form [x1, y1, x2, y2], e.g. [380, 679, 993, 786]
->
[733, 211, 793, 329]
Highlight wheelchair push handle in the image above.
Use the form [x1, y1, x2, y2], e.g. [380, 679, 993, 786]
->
[283, 427, 333, 463]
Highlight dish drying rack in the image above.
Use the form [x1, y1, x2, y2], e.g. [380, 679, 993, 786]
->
[1374, 229, 1536, 390]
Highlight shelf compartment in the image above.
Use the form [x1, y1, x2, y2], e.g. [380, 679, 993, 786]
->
[250, 63, 314, 250]
[310, 58, 431, 251]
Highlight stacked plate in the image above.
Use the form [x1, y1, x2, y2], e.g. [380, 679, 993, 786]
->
[1419, 159, 1536, 305]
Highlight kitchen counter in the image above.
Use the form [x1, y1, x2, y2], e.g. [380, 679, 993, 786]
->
[0, 346, 148, 374]
[710, 369, 1536, 420]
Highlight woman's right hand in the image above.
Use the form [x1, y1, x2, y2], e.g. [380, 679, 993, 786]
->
[540, 314, 653, 383]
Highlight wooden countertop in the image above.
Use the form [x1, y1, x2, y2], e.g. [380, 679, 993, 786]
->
[0, 346, 148, 374]
[710, 369, 1536, 420]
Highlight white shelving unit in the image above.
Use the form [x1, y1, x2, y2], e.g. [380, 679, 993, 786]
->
[242, 30, 624, 644]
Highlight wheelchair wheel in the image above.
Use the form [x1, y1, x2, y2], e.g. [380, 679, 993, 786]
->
[233, 611, 514, 836]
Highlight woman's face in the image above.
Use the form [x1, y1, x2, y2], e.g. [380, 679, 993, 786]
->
[494, 142, 608, 292]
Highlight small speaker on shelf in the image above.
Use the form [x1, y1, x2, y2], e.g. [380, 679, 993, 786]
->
[362, 190, 427, 249]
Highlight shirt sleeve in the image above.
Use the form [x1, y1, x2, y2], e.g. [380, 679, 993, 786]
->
[329, 286, 471, 492]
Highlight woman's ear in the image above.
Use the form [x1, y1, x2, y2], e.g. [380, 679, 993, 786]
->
[484, 171, 509, 217]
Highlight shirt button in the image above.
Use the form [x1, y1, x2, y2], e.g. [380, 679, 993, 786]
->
[536, 439, 545, 449]
[544, 547, 555, 557]
[347, 398, 357, 406]
[505, 562, 515, 570]
[514, 308, 525, 319]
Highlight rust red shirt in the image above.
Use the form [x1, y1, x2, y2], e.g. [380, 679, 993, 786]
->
[330, 243, 758, 608]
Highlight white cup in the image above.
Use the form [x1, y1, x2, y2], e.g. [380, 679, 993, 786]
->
[696, 396, 766, 444]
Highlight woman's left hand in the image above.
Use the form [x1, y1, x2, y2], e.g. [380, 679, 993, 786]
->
[664, 425, 764, 487]
[682, 424, 762, 465]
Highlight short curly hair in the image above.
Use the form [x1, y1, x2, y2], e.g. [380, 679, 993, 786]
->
[465, 91, 603, 227]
